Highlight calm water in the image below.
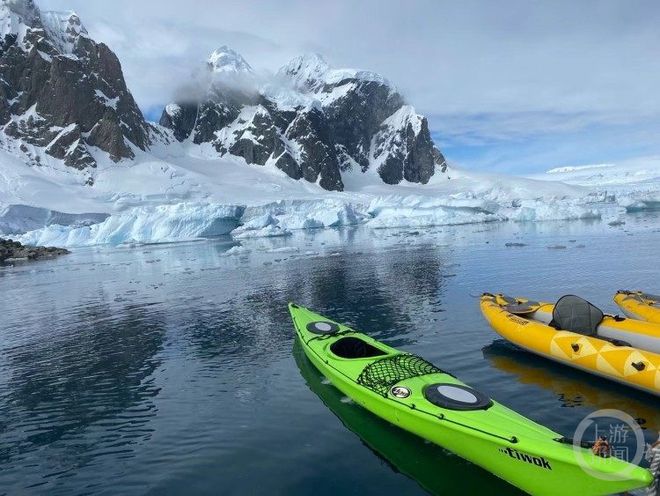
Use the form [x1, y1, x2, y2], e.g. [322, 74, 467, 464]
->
[1, 214, 659, 495]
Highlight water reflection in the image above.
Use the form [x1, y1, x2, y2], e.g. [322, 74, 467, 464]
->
[0, 215, 657, 494]
[181, 246, 451, 364]
[0, 298, 165, 478]
[482, 340, 660, 433]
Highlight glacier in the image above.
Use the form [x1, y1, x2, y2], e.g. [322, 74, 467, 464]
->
[7, 194, 627, 248]
[0, 203, 108, 235]
[3, 138, 659, 247]
[17, 203, 244, 247]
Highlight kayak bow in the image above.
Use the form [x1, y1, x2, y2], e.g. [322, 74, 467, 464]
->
[615, 290, 660, 324]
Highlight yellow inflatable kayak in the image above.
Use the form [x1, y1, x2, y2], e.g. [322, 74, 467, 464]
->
[615, 290, 660, 324]
[480, 293, 660, 396]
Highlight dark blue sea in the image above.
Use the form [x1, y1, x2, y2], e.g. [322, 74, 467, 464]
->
[1, 214, 659, 495]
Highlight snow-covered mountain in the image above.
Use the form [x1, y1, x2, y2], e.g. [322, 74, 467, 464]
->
[1, 0, 658, 248]
[0, 0, 150, 174]
[160, 47, 446, 191]
[0, 0, 446, 193]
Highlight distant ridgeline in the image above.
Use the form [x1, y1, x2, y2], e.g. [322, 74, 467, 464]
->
[0, 0, 446, 191]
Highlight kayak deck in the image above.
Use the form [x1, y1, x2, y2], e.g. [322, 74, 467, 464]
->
[294, 341, 526, 495]
[292, 304, 553, 444]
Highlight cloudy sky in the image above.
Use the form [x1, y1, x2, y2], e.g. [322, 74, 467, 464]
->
[40, 0, 660, 174]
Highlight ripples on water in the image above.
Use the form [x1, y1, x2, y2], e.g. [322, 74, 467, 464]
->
[0, 215, 659, 495]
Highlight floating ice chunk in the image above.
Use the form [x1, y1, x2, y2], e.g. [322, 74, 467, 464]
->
[262, 246, 299, 254]
[233, 224, 291, 239]
[231, 213, 291, 239]
[224, 245, 251, 256]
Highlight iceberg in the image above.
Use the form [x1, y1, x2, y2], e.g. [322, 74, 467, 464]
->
[231, 214, 292, 239]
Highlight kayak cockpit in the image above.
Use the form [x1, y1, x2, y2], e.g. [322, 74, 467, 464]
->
[330, 336, 388, 359]
[494, 294, 612, 337]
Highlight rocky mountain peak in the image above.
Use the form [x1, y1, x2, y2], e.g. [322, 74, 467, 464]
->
[278, 53, 330, 91]
[40, 10, 87, 54]
[1, 0, 39, 43]
[207, 45, 253, 74]
[161, 47, 446, 191]
[0, 0, 150, 174]
[2, 0, 38, 22]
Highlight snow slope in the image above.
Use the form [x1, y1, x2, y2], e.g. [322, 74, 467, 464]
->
[3, 133, 650, 247]
[537, 158, 660, 188]
[531, 156, 660, 212]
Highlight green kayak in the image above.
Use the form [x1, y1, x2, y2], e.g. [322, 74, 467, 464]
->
[294, 340, 524, 495]
[289, 303, 654, 496]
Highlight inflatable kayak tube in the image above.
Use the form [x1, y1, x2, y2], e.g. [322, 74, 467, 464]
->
[481, 294, 660, 396]
[615, 290, 660, 324]
[290, 303, 653, 496]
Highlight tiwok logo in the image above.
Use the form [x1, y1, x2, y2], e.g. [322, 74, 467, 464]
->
[572, 409, 651, 481]
[499, 447, 552, 470]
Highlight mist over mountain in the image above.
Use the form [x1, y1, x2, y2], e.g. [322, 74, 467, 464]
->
[160, 47, 446, 191]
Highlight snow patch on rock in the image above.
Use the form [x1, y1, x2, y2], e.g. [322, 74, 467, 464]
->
[40, 10, 87, 54]
[208, 46, 253, 74]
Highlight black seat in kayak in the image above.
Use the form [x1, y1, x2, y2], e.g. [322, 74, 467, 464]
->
[330, 337, 387, 359]
[549, 295, 603, 336]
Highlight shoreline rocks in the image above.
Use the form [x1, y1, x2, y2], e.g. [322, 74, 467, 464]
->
[0, 238, 70, 263]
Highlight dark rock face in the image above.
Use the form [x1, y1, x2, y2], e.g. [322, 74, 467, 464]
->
[0, 237, 69, 262]
[161, 49, 446, 191]
[287, 107, 343, 190]
[324, 80, 403, 173]
[372, 109, 440, 184]
[159, 103, 199, 142]
[0, 1, 150, 169]
[44, 124, 95, 169]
